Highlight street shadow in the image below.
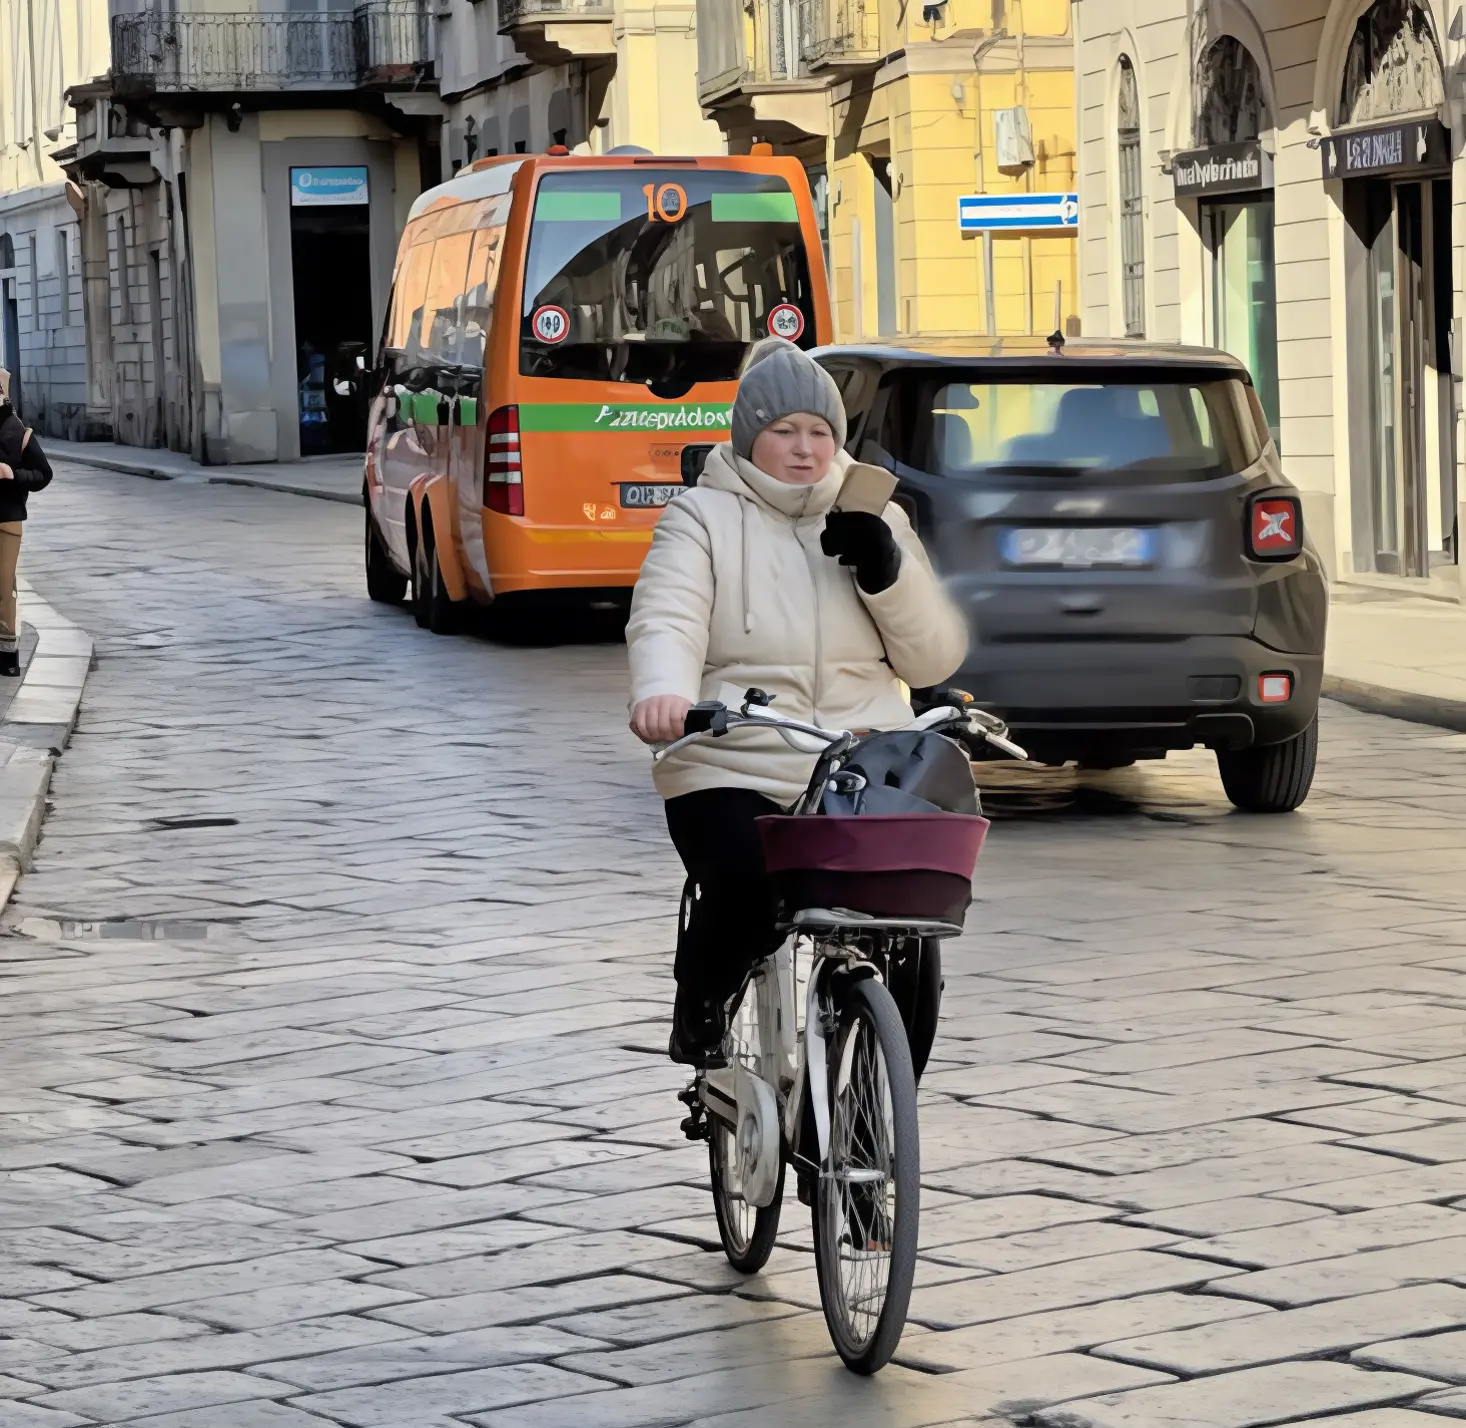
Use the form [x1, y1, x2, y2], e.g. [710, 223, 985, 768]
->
[470, 599, 629, 650]
[974, 758, 1233, 826]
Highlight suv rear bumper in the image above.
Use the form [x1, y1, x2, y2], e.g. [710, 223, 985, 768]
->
[958, 635, 1322, 765]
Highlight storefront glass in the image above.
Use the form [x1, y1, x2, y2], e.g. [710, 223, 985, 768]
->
[1206, 198, 1279, 444]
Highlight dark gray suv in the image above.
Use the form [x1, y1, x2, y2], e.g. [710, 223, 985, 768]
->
[815, 338, 1328, 814]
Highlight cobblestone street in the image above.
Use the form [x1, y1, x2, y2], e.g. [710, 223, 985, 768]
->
[2, 462, 1466, 1426]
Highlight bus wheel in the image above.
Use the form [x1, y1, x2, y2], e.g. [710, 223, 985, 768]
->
[412, 526, 460, 636]
[364, 496, 407, 606]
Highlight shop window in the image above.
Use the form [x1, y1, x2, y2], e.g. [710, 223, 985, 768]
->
[1207, 200, 1279, 443]
[1340, 0, 1443, 126]
[1117, 56, 1145, 338]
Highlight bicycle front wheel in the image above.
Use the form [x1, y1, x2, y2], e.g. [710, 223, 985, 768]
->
[812, 975, 919, 1374]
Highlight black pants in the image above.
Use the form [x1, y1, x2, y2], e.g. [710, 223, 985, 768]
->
[664, 786, 943, 1079]
[666, 788, 783, 1008]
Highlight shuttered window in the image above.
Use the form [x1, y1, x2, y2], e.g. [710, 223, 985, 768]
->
[1117, 56, 1145, 338]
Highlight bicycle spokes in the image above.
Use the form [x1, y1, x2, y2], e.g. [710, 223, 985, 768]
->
[827, 1010, 897, 1338]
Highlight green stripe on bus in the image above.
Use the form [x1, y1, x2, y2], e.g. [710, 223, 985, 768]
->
[711, 191, 798, 223]
[519, 403, 733, 433]
[534, 190, 622, 221]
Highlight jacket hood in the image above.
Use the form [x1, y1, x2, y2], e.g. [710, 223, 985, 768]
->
[699, 443, 850, 520]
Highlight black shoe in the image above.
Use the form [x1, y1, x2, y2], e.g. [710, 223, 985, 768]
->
[668, 989, 729, 1069]
[0, 650, 18, 678]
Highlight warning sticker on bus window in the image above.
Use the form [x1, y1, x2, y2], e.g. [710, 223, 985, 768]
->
[767, 304, 805, 342]
[531, 305, 570, 344]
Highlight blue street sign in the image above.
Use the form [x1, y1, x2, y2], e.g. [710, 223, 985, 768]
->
[290, 166, 370, 207]
[958, 193, 1079, 232]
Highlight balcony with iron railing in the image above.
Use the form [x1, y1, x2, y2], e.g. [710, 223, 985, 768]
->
[797, 0, 879, 71]
[496, 0, 613, 64]
[698, 0, 819, 104]
[108, 2, 435, 95]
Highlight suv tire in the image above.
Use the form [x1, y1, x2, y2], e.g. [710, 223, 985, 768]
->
[1217, 717, 1318, 813]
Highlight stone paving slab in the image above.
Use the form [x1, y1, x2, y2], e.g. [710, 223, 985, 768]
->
[4, 463, 1466, 1422]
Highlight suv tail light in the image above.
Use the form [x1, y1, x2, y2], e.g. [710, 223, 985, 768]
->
[1247, 494, 1302, 560]
[485, 405, 523, 517]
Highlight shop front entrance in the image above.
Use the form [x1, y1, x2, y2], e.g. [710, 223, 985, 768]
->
[1331, 117, 1455, 579]
[1360, 175, 1453, 575]
[1202, 192, 1278, 442]
[1174, 36, 1279, 442]
[289, 165, 374, 456]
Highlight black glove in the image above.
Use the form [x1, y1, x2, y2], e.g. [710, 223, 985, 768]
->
[821, 510, 901, 594]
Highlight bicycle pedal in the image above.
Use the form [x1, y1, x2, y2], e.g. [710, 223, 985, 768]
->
[796, 1173, 813, 1206]
[680, 1113, 709, 1142]
[676, 1084, 699, 1107]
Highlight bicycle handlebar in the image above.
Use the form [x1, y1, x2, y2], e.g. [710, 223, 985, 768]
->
[653, 691, 1028, 764]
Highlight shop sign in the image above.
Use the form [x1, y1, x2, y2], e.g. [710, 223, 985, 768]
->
[1320, 119, 1449, 179]
[1171, 141, 1273, 199]
[290, 166, 369, 207]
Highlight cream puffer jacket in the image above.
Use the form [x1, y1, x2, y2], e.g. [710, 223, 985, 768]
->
[627, 444, 970, 806]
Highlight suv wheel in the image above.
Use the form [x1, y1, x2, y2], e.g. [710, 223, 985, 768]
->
[1217, 718, 1318, 813]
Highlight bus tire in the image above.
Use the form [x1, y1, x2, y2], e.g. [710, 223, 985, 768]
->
[413, 523, 460, 636]
[364, 495, 407, 606]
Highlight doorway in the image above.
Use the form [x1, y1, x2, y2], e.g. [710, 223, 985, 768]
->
[290, 204, 373, 455]
[1357, 175, 1454, 577]
[1204, 197, 1279, 444]
[870, 157, 897, 337]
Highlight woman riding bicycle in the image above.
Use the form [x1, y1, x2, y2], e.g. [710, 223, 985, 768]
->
[627, 337, 968, 1067]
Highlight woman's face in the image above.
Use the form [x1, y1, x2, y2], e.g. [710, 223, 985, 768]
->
[750, 412, 838, 485]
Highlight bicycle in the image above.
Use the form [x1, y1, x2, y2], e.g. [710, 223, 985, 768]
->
[656, 689, 1028, 1373]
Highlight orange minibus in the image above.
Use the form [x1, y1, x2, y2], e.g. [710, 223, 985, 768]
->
[363, 150, 833, 632]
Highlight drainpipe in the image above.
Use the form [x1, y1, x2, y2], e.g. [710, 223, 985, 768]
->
[972, 27, 1004, 335]
[26, 0, 44, 183]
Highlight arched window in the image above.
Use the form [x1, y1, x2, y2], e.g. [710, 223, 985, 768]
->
[1340, 0, 1443, 125]
[1117, 56, 1145, 338]
[1194, 35, 1268, 145]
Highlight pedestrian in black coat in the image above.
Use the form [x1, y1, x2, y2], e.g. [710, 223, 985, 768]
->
[0, 368, 54, 677]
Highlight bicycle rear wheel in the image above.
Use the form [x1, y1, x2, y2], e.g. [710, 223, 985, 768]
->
[708, 975, 784, 1273]
[812, 975, 919, 1374]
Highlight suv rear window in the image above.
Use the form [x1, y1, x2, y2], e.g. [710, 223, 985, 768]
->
[904, 374, 1263, 481]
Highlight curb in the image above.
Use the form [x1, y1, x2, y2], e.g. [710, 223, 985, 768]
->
[206, 474, 359, 506]
[1323, 674, 1466, 735]
[52, 448, 357, 506]
[0, 584, 92, 906]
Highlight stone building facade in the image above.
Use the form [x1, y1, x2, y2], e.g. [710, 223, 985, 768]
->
[1077, 0, 1466, 596]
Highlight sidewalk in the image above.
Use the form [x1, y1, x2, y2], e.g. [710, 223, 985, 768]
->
[1325, 583, 1466, 732]
[45, 437, 361, 504]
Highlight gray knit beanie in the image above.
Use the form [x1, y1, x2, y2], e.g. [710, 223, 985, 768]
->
[731, 337, 847, 459]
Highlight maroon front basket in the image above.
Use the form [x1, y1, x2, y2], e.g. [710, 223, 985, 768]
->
[756, 813, 990, 925]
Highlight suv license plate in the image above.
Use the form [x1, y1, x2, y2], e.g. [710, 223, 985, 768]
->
[1003, 527, 1155, 568]
[619, 483, 682, 509]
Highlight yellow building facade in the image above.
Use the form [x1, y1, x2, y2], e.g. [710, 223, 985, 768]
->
[696, 0, 1078, 340]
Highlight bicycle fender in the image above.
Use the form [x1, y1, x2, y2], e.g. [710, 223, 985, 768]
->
[805, 968, 831, 1165]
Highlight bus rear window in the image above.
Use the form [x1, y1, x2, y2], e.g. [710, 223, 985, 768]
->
[521, 169, 816, 385]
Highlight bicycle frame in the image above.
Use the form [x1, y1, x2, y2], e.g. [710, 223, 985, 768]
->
[668, 690, 1025, 1201]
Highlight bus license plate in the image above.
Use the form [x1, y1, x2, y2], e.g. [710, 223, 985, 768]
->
[620, 483, 682, 509]
[1002, 527, 1155, 568]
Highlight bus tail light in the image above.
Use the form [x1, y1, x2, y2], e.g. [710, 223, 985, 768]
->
[1247, 494, 1302, 560]
[485, 405, 523, 517]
